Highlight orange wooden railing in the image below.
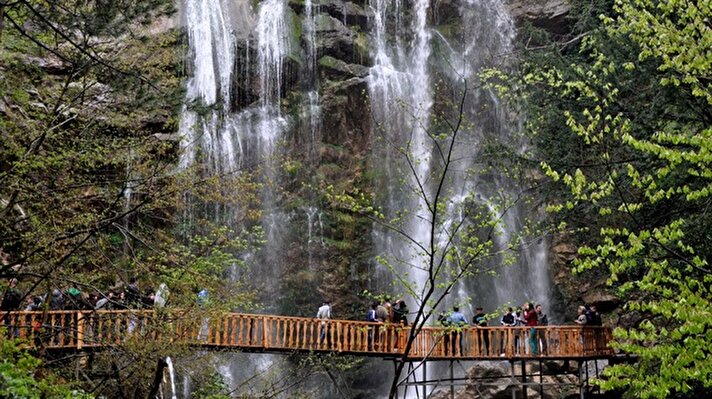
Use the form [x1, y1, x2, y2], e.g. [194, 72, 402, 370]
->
[0, 311, 613, 359]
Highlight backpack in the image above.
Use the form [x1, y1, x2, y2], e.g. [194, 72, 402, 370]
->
[366, 309, 376, 322]
[539, 313, 548, 326]
[502, 313, 514, 325]
[585, 309, 596, 325]
[437, 313, 450, 327]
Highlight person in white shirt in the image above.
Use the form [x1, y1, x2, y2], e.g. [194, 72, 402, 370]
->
[316, 300, 331, 345]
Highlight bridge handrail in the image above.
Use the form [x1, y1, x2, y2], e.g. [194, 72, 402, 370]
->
[0, 310, 613, 359]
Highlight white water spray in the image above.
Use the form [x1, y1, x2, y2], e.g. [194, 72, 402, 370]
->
[165, 357, 177, 399]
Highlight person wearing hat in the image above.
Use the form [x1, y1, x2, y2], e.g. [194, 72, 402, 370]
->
[65, 287, 87, 310]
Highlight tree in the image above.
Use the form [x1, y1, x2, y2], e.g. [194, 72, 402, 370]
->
[0, 335, 92, 398]
[0, 1, 263, 396]
[331, 66, 532, 398]
[513, 0, 711, 397]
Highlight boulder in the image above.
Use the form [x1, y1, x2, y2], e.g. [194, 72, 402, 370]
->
[318, 0, 371, 30]
[319, 55, 370, 80]
[21, 55, 69, 75]
[320, 77, 370, 148]
[505, 0, 571, 34]
[581, 292, 620, 312]
[552, 242, 577, 264]
[315, 14, 367, 64]
[430, 361, 582, 399]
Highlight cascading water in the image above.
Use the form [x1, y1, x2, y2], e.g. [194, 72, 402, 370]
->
[165, 357, 178, 399]
[368, 0, 434, 297]
[178, 0, 336, 395]
[177, 0, 551, 396]
[367, 0, 553, 394]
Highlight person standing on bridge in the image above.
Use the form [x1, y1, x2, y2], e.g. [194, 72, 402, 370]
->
[536, 304, 548, 354]
[197, 288, 209, 341]
[393, 300, 408, 326]
[448, 306, 468, 356]
[317, 300, 331, 346]
[373, 300, 390, 350]
[367, 302, 378, 350]
[500, 307, 516, 355]
[523, 302, 538, 355]
[1, 278, 22, 337]
[474, 306, 489, 355]
[574, 305, 587, 325]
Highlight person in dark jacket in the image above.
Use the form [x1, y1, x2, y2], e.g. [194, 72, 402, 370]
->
[535, 304, 548, 354]
[65, 287, 89, 310]
[2, 278, 22, 337]
[1, 278, 22, 311]
[393, 300, 408, 325]
[49, 289, 64, 310]
[474, 307, 489, 355]
[126, 278, 142, 308]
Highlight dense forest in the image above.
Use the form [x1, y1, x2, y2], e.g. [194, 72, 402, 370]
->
[0, 0, 709, 398]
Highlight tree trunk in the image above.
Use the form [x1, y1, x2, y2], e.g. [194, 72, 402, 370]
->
[147, 358, 168, 399]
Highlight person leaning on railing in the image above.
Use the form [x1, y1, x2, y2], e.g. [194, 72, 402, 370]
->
[499, 307, 516, 356]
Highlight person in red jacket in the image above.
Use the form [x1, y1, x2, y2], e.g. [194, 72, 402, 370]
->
[523, 302, 538, 355]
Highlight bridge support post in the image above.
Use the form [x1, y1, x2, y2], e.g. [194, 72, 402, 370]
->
[450, 360, 454, 399]
[579, 360, 585, 399]
[520, 360, 528, 399]
[76, 312, 85, 350]
[422, 360, 427, 399]
[510, 360, 516, 399]
[594, 359, 600, 394]
[539, 359, 544, 398]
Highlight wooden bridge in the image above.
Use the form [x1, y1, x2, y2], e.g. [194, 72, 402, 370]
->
[1, 310, 614, 361]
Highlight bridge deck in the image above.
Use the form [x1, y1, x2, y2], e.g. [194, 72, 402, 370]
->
[1, 310, 613, 361]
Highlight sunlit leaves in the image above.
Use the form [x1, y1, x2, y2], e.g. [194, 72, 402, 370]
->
[513, 0, 712, 397]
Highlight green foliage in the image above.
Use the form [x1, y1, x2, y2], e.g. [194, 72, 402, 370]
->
[0, 336, 92, 398]
[507, 0, 712, 397]
[190, 372, 231, 399]
[0, 0, 261, 396]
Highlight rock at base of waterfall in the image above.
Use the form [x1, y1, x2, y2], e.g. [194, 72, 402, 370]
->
[429, 360, 585, 399]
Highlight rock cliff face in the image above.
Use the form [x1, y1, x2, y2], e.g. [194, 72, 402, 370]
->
[170, 0, 580, 331]
[278, 0, 577, 319]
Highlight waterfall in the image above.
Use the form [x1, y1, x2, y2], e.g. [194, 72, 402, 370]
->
[368, 0, 434, 295]
[368, 0, 549, 318]
[179, 0, 236, 174]
[303, 0, 318, 80]
[257, 0, 288, 110]
[179, 0, 294, 394]
[176, 0, 552, 395]
[368, 0, 552, 394]
[166, 357, 178, 399]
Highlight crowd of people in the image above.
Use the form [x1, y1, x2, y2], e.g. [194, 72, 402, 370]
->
[1, 277, 170, 314]
[316, 297, 604, 355]
[3, 276, 605, 353]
